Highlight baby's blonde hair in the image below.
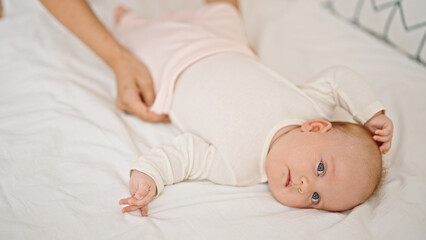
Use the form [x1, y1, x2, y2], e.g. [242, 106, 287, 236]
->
[330, 121, 383, 203]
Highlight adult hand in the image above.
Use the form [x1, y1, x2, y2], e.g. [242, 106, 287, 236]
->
[40, 0, 168, 123]
[113, 50, 169, 122]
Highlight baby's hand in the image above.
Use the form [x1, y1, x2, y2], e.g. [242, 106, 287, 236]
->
[364, 111, 394, 154]
[119, 170, 157, 216]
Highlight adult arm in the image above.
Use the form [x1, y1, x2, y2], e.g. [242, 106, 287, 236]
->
[39, 0, 168, 122]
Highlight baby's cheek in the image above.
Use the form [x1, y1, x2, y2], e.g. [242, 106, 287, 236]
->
[269, 185, 308, 209]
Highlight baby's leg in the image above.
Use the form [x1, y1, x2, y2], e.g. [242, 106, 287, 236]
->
[160, 1, 246, 46]
[114, 5, 148, 29]
[114, 6, 129, 26]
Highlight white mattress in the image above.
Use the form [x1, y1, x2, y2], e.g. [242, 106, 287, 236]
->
[1, 0, 426, 239]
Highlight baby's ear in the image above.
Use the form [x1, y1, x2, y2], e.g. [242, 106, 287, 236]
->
[301, 120, 332, 133]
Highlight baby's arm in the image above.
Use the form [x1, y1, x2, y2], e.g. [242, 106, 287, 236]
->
[300, 66, 385, 124]
[300, 66, 393, 152]
[120, 133, 228, 216]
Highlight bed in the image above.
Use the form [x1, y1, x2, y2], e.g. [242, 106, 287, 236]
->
[1, 0, 425, 239]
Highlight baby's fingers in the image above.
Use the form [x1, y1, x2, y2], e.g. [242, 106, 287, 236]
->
[134, 186, 150, 200]
[121, 204, 143, 213]
[119, 197, 133, 205]
[130, 190, 156, 207]
[375, 128, 392, 137]
[140, 206, 148, 217]
[373, 134, 392, 143]
[380, 141, 392, 154]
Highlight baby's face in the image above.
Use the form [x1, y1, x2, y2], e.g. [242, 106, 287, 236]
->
[265, 124, 372, 211]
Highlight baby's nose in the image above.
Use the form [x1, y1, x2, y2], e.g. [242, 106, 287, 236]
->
[298, 176, 312, 194]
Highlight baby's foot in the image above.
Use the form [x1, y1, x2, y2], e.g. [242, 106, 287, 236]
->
[114, 5, 130, 26]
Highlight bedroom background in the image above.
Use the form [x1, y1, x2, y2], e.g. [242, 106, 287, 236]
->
[1, 0, 425, 239]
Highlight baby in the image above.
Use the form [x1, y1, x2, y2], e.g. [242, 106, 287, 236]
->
[116, 2, 393, 216]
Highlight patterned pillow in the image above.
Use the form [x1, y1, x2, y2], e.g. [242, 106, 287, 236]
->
[324, 0, 426, 65]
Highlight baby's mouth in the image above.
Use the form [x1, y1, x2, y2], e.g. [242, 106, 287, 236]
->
[285, 170, 291, 187]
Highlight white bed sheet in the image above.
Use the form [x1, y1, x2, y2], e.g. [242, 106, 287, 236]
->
[1, 0, 425, 239]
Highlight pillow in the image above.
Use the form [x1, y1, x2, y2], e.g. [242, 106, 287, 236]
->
[324, 0, 426, 65]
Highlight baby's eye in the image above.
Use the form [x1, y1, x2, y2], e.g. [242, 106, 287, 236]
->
[312, 192, 320, 203]
[317, 162, 325, 175]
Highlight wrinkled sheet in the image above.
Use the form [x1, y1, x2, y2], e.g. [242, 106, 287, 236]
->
[1, 0, 425, 239]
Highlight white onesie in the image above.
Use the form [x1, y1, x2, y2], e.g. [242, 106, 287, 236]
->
[132, 53, 384, 195]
